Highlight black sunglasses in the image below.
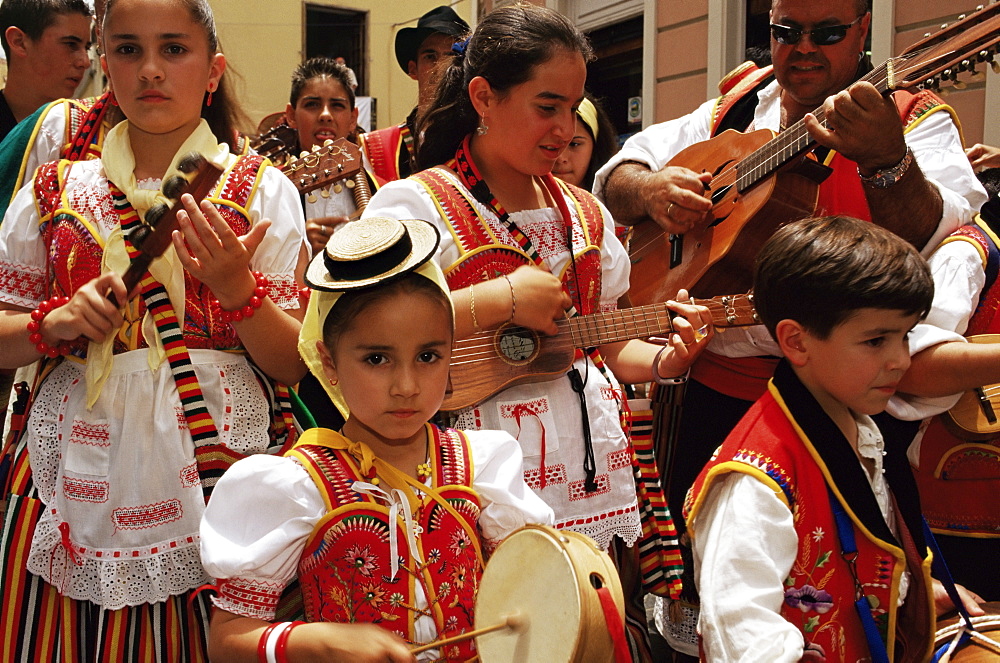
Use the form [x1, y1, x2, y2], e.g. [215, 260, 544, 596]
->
[770, 15, 864, 46]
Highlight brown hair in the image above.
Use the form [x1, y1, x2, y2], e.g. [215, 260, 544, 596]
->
[753, 215, 933, 339]
[103, 0, 250, 151]
[415, 3, 593, 169]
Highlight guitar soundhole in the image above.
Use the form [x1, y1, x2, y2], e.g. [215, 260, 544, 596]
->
[495, 324, 539, 365]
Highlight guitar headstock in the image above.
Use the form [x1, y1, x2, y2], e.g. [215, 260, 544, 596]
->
[251, 122, 298, 166]
[282, 138, 363, 195]
[695, 292, 759, 328]
[889, 3, 1000, 93]
[117, 152, 223, 301]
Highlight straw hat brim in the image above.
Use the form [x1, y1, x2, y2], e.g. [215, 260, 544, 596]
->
[305, 217, 441, 292]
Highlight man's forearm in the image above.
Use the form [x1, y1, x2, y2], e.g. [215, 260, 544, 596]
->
[602, 161, 654, 227]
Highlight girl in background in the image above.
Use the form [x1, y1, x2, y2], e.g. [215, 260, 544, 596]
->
[0, 0, 307, 659]
[552, 93, 618, 191]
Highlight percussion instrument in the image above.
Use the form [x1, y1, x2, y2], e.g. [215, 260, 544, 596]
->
[412, 524, 629, 662]
[934, 602, 1000, 662]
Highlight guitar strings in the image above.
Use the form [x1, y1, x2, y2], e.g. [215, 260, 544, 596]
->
[446, 299, 755, 363]
[626, 61, 896, 259]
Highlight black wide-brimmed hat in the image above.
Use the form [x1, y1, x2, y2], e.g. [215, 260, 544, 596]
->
[394, 5, 470, 73]
[305, 217, 440, 292]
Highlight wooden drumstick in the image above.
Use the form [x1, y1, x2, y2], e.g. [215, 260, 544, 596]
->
[409, 613, 525, 655]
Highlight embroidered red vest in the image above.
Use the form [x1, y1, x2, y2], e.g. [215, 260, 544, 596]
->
[685, 382, 934, 663]
[914, 220, 1000, 537]
[33, 154, 270, 354]
[360, 122, 408, 186]
[410, 167, 607, 315]
[290, 425, 483, 660]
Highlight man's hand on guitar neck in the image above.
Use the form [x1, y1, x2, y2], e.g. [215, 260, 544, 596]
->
[802, 81, 906, 176]
[602, 161, 712, 233]
[802, 81, 942, 250]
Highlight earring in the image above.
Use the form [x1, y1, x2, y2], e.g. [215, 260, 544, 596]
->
[476, 114, 489, 136]
[206, 87, 214, 107]
[108, 90, 118, 106]
[329, 377, 339, 387]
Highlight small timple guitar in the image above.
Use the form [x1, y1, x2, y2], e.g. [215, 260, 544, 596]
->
[441, 293, 758, 411]
[944, 334, 1000, 440]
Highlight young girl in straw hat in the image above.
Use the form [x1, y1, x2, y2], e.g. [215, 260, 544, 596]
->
[201, 216, 553, 662]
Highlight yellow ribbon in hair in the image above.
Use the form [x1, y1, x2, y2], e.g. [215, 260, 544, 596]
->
[86, 119, 233, 407]
[576, 97, 599, 140]
[297, 259, 452, 419]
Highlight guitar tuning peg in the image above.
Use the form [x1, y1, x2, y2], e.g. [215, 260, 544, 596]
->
[923, 32, 931, 38]
[312, 144, 321, 152]
[993, 60, 1000, 74]
[307, 193, 317, 203]
[953, 80, 967, 90]
[300, 150, 309, 158]
[161, 175, 188, 200]
[958, 13, 967, 20]
[969, 71, 986, 83]
[345, 178, 355, 189]
[145, 203, 168, 227]
[176, 152, 205, 174]
[333, 184, 343, 194]
[323, 139, 333, 146]
[941, 22, 949, 29]
[320, 187, 330, 198]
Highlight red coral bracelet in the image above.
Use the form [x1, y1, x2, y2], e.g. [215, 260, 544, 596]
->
[26, 295, 73, 358]
[214, 271, 269, 324]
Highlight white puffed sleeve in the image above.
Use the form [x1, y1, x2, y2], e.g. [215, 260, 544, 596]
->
[244, 164, 308, 309]
[467, 429, 554, 544]
[200, 454, 326, 617]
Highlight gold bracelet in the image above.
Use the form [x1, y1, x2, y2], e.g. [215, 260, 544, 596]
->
[503, 273, 516, 322]
[470, 283, 481, 331]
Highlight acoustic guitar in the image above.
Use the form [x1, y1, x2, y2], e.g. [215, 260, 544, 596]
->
[441, 293, 758, 411]
[628, 4, 1000, 304]
[944, 334, 1000, 440]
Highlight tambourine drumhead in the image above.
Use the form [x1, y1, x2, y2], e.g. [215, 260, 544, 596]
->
[475, 525, 624, 663]
[934, 601, 1000, 662]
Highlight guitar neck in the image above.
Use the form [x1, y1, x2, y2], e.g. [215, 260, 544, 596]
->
[738, 60, 894, 190]
[567, 296, 754, 348]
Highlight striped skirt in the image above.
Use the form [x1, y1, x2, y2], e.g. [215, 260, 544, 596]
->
[1, 442, 211, 663]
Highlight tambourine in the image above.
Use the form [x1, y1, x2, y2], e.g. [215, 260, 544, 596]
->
[934, 601, 1000, 662]
[413, 524, 629, 662]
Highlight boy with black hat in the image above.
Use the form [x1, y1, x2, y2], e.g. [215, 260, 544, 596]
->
[361, 5, 469, 184]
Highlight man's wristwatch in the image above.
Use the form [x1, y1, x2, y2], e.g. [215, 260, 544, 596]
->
[859, 148, 914, 189]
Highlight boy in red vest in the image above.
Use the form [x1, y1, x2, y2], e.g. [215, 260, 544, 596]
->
[684, 215, 983, 662]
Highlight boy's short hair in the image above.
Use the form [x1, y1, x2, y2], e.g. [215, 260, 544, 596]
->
[0, 0, 91, 59]
[289, 57, 356, 109]
[754, 215, 933, 339]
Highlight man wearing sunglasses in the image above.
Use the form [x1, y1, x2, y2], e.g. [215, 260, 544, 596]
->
[594, 0, 986, 661]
